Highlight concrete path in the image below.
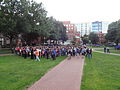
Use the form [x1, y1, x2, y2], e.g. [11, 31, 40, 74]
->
[0, 53, 15, 56]
[93, 49, 120, 56]
[28, 56, 84, 90]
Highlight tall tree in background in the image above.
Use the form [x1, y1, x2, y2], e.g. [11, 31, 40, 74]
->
[0, 0, 48, 46]
[81, 34, 89, 45]
[22, 0, 48, 44]
[117, 20, 120, 44]
[46, 17, 67, 44]
[0, 0, 67, 46]
[105, 20, 120, 45]
[58, 22, 68, 43]
[89, 32, 99, 44]
[0, 0, 24, 47]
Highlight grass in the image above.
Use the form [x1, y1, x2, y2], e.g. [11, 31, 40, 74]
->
[96, 48, 120, 54]
[89, 46, 103, 48]
[81, 52, 120, 90]
[0, 49, 12, 54]
[0, 55, 67, 90]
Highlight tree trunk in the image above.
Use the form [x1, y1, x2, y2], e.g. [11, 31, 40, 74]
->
[10, 36, 13, 49]
[50, 39, 51, 44]
[56, 40, 57, 44]
[43, 37, 45, 44]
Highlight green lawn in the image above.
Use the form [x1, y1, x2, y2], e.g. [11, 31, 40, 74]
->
[96, 49, 120, 54]
[81, 52, 120, 90]
[89, 46, 103, 48]
[0, 55, 67, 90]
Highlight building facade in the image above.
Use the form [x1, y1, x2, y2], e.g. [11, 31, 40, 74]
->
[62, 21, 80, 44]
[97, 32, 106, 44]
[75, 21, 110, 37]
[92, 21, 110, 33]
[92, 21, 102, 32]
[63, 21, 77, 40]
[62, 21, 110, 44]
[75, 23, 91, 37]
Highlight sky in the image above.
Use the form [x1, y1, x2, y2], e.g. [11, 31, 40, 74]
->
[34, 0, 120, 23]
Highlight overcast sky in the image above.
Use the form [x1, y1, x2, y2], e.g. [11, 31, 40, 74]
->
[34, 0, 120, 23]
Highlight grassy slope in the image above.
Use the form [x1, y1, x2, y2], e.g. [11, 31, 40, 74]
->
[0, 55, 67, 90]
[81, 52, 120, 90]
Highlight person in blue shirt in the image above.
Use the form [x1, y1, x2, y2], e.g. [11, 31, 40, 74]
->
[51, 48, 56, 60]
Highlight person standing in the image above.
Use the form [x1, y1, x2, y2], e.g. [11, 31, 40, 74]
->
[104, 47, 106, 53]
[22, 48, 27, 59]
[86, 48, 92, 59]
[67, 47, 72, 60]
[51, 48, 56, 60]
[35, 49, 40, 61]
[30, 47, 34, 59]
[46, 48, 50, 59]
[106, 47, 110, 53]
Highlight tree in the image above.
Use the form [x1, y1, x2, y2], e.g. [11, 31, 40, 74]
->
[81, 34, 89, 45]
[0, 0, 67, 47]
[71, 36, 77, 45]
[46, 17, 67, 44]
[58, 22, 68, 43]
[0, 0, 23, 47]
[21, 1, 48, 44]
[89, 32, 99, 44]
[0, 0, 48, 46]
[22, 32, 39, 45]
[105, 20, 120, 45]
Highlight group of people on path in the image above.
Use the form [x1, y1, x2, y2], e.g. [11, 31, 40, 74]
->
[14, 45, 93, 61]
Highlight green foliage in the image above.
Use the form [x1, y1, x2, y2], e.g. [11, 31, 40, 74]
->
[81, 34, 89, 44]
[46, 17, 67, 43]
[0, 55, 67, 90]
[89, 32, 99, 44]
[81, 52, 120, 90]
[0, 0, 67, 46]
[105, 20, 120, 45]
[22, 32, 40, 45]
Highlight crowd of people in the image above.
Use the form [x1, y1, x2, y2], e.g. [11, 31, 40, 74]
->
[14, 45, 92, 61]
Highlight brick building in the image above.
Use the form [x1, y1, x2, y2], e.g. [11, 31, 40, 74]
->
[62, 21, 80, 44]
[62, 21, 76, 40]
[97, 32, 106, 44]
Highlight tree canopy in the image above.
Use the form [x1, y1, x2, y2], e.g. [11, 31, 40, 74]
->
[0, 0, 67, 47]
[81, 34, 89, 45]
[89, 32, 99, 44]
[105, 20, 120, 45]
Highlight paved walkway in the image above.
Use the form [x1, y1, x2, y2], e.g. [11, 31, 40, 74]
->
[0, 53, 15, 56]
[28, 56, 84, 90]
[93, 49, 120, 56]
